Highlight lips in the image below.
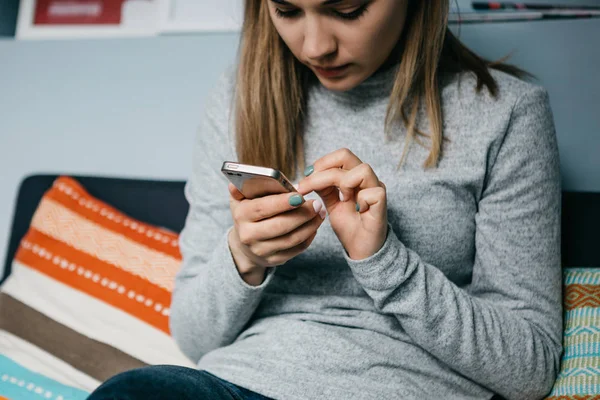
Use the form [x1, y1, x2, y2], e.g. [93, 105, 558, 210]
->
[313, 64, 347, 70]
[312, 63, 350, 78]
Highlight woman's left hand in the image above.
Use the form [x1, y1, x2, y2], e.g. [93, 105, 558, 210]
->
[296, 148, 388, 260]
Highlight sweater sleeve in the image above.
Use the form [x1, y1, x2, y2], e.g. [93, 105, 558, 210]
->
[344, 87, 563, 400]
[169, 69, 275, 364]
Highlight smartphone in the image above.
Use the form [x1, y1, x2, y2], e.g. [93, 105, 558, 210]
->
[221, 161, 297, 199]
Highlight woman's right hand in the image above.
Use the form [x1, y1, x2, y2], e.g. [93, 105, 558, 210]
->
[227, 183, 327, 286]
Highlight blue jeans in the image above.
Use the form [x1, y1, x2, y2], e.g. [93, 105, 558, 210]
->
[87, 365, 274, 400]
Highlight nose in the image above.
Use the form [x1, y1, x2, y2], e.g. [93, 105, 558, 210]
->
[303, 17, 337, 62]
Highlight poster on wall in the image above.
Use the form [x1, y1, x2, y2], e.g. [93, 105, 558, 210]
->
[16, 0, 160, 39]
[158, 0, 244, 34]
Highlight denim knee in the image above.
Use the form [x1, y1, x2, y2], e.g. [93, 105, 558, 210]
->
[87, 365, 238, 400]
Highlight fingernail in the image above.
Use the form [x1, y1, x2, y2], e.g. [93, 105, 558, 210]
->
[319, 208, 327, 219]
[355, 202, 360, 212]
[312, 200, 323, 214]
[339, 191, 345, 202]
[289, 194, 304, 207]
[304, 165, 314, 177]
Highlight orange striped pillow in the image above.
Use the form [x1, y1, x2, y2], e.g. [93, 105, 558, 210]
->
[0, 176, 195, 390]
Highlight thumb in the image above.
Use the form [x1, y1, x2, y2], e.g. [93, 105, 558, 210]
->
[228, 183, 245, 201]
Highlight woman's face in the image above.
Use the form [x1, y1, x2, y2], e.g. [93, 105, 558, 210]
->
[267, 0, 409, 92]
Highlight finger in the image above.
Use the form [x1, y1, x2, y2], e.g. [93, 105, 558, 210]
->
[338, 163, 380, 203]
[299, 168, 345, 194]
[232, 192, 306, 222]
[228, 183, 245, 202]
[257, 215, 324, 260]
[299, 148, 367, 201]
[265, 230, 319, 266]
[355, 186, 387, 219]
[243, 192, 307, 222]
[228, 183, 244, 219]
[250, 200, 324, 241]
[298, 168, 347, 208]
[299, 164, 380, 207]
[254, 213, 323, 258]
[310, 148, 363, 174]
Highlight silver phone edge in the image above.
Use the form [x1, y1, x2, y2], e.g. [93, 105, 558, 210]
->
[221, 161, 297, 194]
[221, 161, 280, 179]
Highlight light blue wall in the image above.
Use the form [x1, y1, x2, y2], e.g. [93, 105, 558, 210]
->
[1, 18, 599, 275]
[0, 33, 241, 274]
[451, 19, 600, 191]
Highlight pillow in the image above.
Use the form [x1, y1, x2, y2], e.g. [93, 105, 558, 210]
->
[545, 268, 600, 399]
[0, 176, 195, 395]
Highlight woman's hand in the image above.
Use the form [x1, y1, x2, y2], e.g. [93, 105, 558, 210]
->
[297, 148, 388, 261]
[227, 183, 327, 286]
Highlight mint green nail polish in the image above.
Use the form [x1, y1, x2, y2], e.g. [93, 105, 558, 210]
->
[304, 165, 314, 177]
[289, 194, 304, 207]
[356, 202, 360, 212]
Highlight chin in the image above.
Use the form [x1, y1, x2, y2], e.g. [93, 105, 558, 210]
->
[317, 74, 365, 92]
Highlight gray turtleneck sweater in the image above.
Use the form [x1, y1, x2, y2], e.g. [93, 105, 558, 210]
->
[170, 64, 562, 400]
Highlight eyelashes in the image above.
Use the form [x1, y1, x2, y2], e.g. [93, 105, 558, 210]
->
[274, 4, 369, 21]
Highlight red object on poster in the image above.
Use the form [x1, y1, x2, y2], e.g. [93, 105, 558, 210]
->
[34, 0, 128, 25]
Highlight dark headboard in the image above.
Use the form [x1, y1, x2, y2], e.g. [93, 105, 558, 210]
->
[1, 175, 599, 284]
[561, 191, 600, 268]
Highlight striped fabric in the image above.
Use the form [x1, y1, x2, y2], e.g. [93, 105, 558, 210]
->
[0, 176, 195, 398]
[545, 268, 600, 399]
[0, 355, 89, 400]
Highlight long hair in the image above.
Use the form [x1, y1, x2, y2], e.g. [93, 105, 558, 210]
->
[234, 0, 530, 180]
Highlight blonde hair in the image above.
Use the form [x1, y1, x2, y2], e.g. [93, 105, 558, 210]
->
[234, 0, 529, 180]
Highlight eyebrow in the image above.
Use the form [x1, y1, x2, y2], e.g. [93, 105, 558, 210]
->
[270, 0, 345, 5]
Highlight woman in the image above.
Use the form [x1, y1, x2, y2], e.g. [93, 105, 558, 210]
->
[89, 0, 562, 399]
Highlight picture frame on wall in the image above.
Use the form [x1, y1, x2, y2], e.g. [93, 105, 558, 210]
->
[16, 0, 160, 40]
[158, 0, 243, 34]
